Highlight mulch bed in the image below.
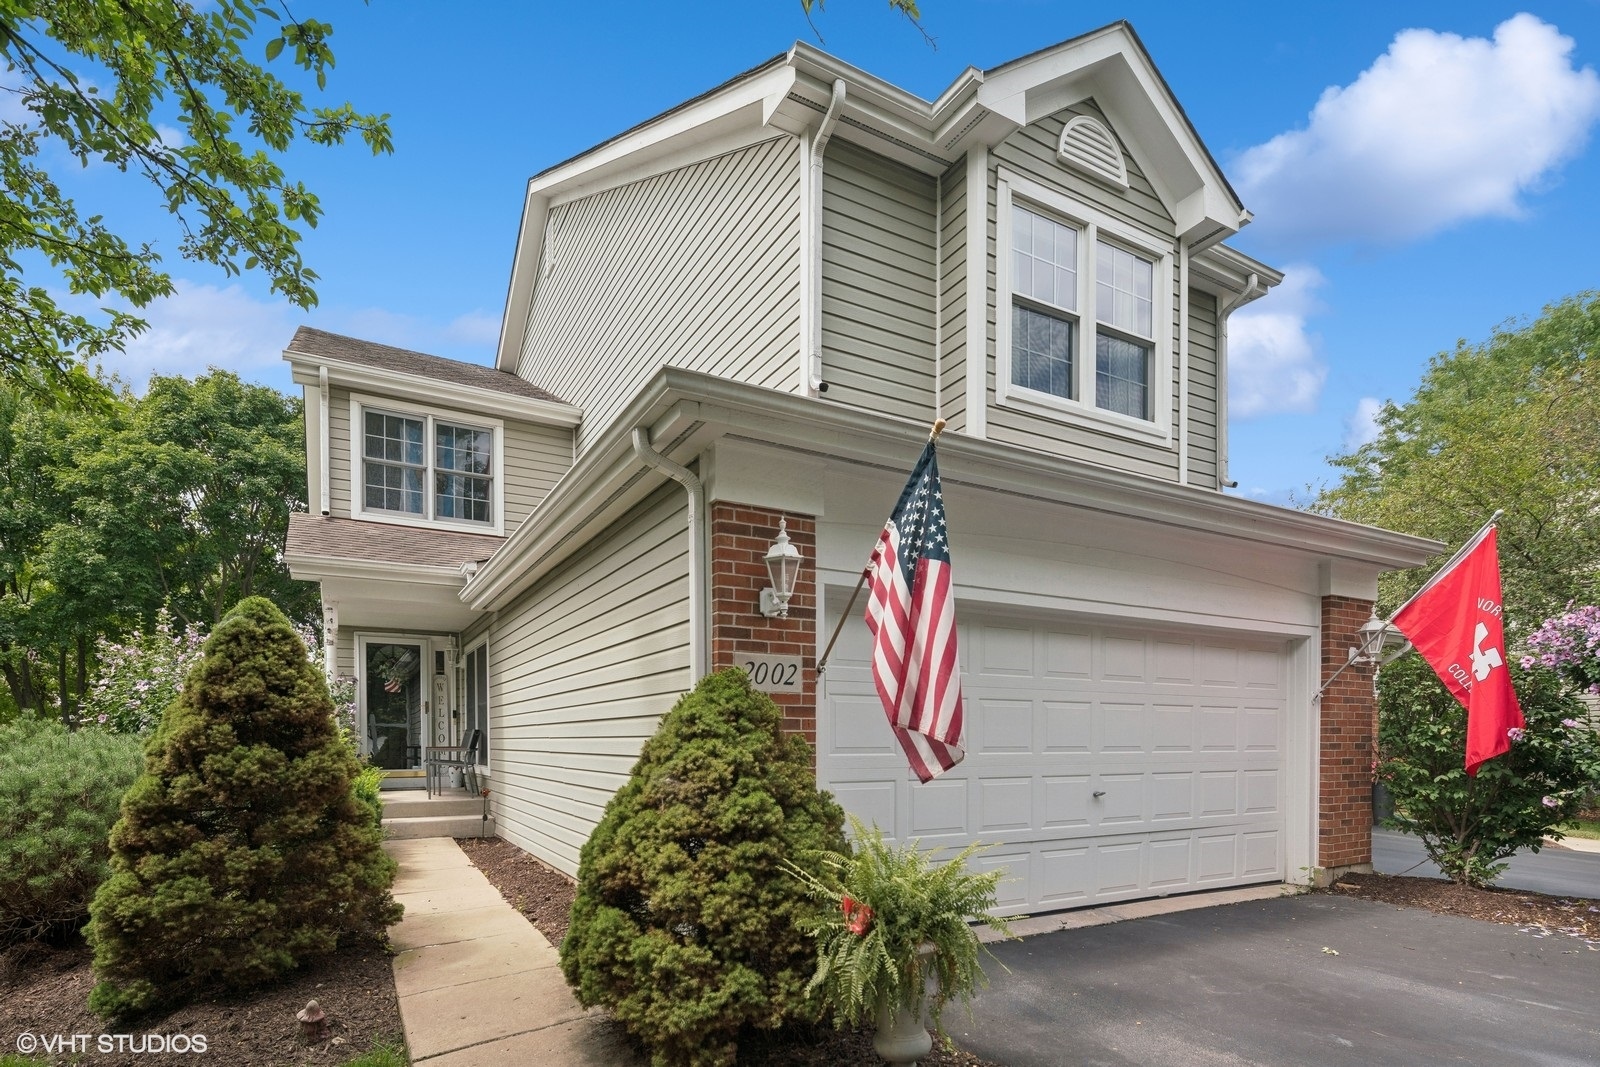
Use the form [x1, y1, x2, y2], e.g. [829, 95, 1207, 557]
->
[455, 835, 1000, 1066]
[0, 934, 403, 1066]
[1332, 870, 1600, 946]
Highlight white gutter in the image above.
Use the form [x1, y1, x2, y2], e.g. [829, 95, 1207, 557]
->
[1176, 241, 1189, 486]
[1216, 271, 1260, 490]
[808, 79, 847, 394]
[318, 365, 331, 516]
[631, 427, 707, 680]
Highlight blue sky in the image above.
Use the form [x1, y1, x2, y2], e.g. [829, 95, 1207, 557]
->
[24, 1, 1600, 504]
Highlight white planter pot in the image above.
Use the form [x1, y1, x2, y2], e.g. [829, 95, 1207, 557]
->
[449, 767, 465, 789]
[872, 999, 932, 1066]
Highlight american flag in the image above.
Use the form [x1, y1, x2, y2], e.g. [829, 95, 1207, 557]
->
[864, 440, 965, 782]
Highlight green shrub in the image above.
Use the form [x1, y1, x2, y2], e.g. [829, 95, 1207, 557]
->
[560, 668, 848, 1067]
[1377, 654, 1600, 886]
[86, 597, 403, 1017]
[0, 719, 142, 944]
[353, 763, 384, 829]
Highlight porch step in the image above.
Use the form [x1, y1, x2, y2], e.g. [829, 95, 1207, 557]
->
[383, 794, 481, 819]
[382, 813, 496, 840]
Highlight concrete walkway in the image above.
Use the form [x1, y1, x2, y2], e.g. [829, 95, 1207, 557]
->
[382, 838, 642, 1066]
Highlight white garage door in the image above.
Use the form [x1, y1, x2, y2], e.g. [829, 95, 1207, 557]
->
[819, 610, 1289, 913]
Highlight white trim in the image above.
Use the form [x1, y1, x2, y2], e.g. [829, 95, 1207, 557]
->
[994, 169, 1174, 444]
[1177, 240, 1190, 485]
[463, 636, 491, 779]
[284, 553, 468, 587]
[287, 352, 582, 428]
[348, 394, 506, 537]
[963, 146, 988, 438]
[797, 134, 815, 395]
[355, 632, 436, 769]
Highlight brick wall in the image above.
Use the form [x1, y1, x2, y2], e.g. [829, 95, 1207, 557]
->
[1319, 594, 1377, 872]
[708, 503, 817, 747]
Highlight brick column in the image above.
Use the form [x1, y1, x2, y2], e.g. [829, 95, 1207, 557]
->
[1318, 594, 1377, 875]
[708, 503, 817, 747]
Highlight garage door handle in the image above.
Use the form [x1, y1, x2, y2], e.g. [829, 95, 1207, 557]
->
[1093, 790, 1107, 798]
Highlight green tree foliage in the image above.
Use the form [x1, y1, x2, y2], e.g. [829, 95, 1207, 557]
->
[0, 1, 391, 404]
[0, 716, 142, 943]
[52, 370, 315, 627]
[560, 668, 848, 1067]
[1376, 654, 1600, 886]
[86, 597, 400, 1017]
[1318, 292, 1600, 622]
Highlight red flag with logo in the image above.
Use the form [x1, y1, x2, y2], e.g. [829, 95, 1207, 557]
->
[1390, 525, 1524, 776]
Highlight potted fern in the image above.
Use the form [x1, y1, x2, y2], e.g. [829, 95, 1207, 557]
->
[788, 817, 1016, 1065]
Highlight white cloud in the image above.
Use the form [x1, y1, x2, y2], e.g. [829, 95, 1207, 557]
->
[1228, 265, 1328, 417]
[1237, 13, 1600, 248]
[445, 310, 502, 346]
[89, 281, 299, 391]
[1343, 396, 1385, 452]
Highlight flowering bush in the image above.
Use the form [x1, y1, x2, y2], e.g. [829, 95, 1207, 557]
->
[80, 612, 207, 734]
[786, 817, 1014, 1038]
[1377, 654, 1600, 886]
[1522, 604, 1600, 692]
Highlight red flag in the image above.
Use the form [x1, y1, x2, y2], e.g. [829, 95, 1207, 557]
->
[1390, 525, 1524, 776]
[864, 440, 964, 782]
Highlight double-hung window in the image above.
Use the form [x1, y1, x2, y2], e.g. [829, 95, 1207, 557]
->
[355, 400, 501, 531]
[997, 171, 1172, 439]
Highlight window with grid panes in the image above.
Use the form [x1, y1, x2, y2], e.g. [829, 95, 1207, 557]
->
[360, 408, 494, 526]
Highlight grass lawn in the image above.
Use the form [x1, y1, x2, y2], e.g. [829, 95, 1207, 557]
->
[1558, 816, 1600, 840]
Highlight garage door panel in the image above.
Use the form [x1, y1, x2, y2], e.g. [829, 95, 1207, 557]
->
[979, 777, 1033, 832]
[975, 698, 1033, 752]
[819, 611, 1289, 911]
[1044, 700, 1092, 750]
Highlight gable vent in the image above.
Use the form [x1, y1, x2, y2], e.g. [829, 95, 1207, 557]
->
[1057, 115, 1129, 189]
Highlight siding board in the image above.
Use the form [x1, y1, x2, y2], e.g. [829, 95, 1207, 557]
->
[489, 485, 691, 875]
[521, 137, 802, 453]
[1186, 288, 1221, 486]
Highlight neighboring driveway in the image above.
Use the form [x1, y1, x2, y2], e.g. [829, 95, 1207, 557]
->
[1374, 828, 1600, 897]
[953, 893, 1600, 1067]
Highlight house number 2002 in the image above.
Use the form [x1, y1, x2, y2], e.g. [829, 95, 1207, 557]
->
[737, 653, 802, 693]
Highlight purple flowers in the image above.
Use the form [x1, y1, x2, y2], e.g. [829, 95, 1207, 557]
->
[1542, 796, 1559, 809]
[1562, 718, 1584, 729]
[1524, 604, 1600, 692]
[1507, 727, 1526, 742]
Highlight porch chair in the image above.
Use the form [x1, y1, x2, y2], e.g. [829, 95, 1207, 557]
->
[424, 728, 481, 797]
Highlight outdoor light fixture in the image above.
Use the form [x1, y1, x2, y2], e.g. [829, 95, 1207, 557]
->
[760, 518, 803, 618]
[1351, 612, 1407, 666]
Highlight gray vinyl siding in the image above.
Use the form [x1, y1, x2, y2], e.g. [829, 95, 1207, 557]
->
[1186, 288, 1221, 487]
[819, 141, 937, 421]
[487, 484, 691, 876]
[938, 157, 968, 431]
[987, 99, 1182, 480]
[521, 137, 802, 454]
[325, 384, 571, 534]
[335, 628, 356, 680]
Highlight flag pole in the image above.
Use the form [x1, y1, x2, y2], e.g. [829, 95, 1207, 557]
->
[816, 418, 947, 675]
[1387, 509, 1503, 622]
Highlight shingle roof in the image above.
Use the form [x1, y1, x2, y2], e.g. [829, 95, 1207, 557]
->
[287, 512, 504, 570]
[286, 326, 566, 404]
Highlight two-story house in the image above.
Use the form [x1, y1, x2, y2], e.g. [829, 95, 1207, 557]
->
[285, 22, 1437, 914]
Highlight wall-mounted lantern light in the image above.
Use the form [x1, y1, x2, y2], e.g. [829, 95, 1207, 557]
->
[759, 518, 803, 618]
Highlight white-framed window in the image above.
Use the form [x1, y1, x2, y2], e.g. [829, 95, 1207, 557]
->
[349, 395, 504, 534]
[463, 640, 489, 772]
[995, 170, 1173, 441]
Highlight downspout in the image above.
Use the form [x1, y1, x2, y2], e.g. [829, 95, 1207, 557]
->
[318, 365, 331, 515]
[808, 79, 847, 394]
[1176, 240, 1190, 486]
[631, 428, 707, 680]
[1216, 272, 1260, 490]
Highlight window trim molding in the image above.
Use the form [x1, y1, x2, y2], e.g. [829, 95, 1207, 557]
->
[995, 168, 1174, 444]
[348, 393, 506, 536]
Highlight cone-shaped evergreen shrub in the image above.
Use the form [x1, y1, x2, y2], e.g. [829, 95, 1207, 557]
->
[560, 668, 848, 1067]
[87, 597, 402, 1017]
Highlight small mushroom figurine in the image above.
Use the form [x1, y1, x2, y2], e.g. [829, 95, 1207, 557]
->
[297, 999, 330, 1044]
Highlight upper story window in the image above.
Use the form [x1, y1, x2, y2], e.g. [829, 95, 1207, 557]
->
[996, 170, 1173, 442]
[352, 397, 503, 533]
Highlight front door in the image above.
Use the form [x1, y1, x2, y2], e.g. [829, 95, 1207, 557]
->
[363, 638, 427, 771]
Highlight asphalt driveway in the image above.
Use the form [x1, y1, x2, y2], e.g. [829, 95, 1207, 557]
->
[952, 893, 1600, 1067]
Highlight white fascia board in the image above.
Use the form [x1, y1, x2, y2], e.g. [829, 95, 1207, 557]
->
[285, 351, 582, 428]
[464, 368, 1441, 613]
[285, 553, 468, 589]
[1191, 244, 1284, 303]
[496, 188, 547, 373]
